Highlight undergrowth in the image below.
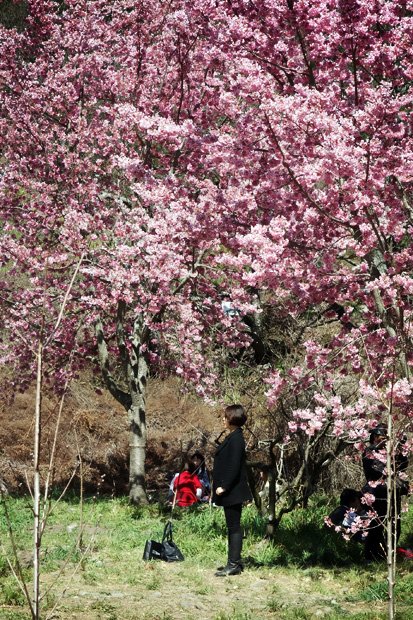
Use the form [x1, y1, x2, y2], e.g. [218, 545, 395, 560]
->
[0, 494, 412, 619]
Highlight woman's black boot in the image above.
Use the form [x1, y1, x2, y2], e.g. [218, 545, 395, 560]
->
[215, 562, 242, 577]
[215, 531, 243, 576]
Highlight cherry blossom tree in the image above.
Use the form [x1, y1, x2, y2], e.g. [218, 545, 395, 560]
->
[0, 0, 257, 504]
[2, 0, 413, 542]
[204, 2, 412, 612]
[193, 0, 413, 450]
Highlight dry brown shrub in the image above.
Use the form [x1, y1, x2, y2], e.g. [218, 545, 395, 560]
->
[0, 374, 220, 497]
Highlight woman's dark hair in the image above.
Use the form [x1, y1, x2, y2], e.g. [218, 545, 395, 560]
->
[224, 404, 247, 427]
[369, 424, 387, 444]
[191, 451, 206, 473]
[181, 459, 197, 475]
[340, 488, 362, 507]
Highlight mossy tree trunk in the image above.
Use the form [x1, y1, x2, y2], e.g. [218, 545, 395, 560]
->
[95, 304, 150, 505]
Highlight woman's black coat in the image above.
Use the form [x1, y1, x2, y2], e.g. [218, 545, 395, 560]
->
[212, 427, 252, 507]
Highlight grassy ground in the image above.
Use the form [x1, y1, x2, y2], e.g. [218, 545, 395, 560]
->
[1, 495, 413, 619]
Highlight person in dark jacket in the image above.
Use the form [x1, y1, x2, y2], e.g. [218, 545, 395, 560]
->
[362, 424, 409, 561]
[190, 451, 211, 501]
[326, 488, 368, 543]
[212, 404, 252, 576]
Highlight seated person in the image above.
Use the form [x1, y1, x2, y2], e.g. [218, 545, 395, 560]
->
[172, 461, 203, 507]
[190, 451, 210, 501]
[325, 488, 368, 543]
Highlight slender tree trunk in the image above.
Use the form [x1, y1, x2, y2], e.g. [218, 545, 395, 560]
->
[246, 463, 261, 513]
[266, 442, 278, 537]
[386, 412, 395, 620]
[33, 342, 42, 620]
[265, 467, 277, 538]
[368, 248, 410, 620]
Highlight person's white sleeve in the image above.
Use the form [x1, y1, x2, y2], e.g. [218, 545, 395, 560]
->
[169, 473, 178, 491]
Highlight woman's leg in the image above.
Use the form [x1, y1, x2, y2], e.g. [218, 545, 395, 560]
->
[215, 504, 243, 576]
[225, 504, 243, 565]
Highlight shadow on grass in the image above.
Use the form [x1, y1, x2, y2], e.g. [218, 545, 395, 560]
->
[242, 498, 367, 568]
[160, 497, 371, 567]
[152, 496, 368, 568]
[272, 519, 365, 567]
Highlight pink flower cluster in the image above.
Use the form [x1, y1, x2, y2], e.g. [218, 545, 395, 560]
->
[0, 0, 412, 449]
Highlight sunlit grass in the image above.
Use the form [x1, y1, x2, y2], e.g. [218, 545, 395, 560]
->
[0, 494, 412, 618]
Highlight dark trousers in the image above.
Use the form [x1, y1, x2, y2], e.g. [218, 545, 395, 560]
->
[365, 516, 386, 561]
[365, 496, 402, 561]
[224, 504, 243, 566]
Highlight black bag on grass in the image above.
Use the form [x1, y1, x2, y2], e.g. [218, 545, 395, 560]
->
[143, 521, 184, 562]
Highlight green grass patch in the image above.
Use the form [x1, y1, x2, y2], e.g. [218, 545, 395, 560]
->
[0, 611, 30, 620]
[0, 494, 412, 619]
[360, 571, 413, 603]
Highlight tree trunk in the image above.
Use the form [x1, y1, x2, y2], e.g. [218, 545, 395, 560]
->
[95, 314, 149, 504]
[246, 462, 262, 513]
[33, 342, 42, 620]
[128, 375, 148, 504]
[127, 315, 150, 505]
[386, 412, 395, 620]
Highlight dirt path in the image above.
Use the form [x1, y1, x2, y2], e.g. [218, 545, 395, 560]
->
[45, 561, 386, 620]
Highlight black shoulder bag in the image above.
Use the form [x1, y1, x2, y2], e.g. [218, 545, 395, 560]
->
[143, 479, 184, 562]
[142, 520, 184, 562]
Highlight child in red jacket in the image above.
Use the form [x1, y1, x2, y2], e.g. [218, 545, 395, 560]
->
[173, 461, 203, 507]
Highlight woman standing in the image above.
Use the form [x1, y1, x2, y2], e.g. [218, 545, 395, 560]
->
[212, 404, 252, 576]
